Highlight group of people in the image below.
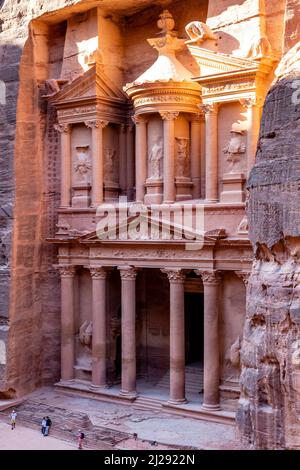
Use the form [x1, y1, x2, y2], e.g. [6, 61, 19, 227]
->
[10, 409, 85, 449]
[41, 416, 52, 436]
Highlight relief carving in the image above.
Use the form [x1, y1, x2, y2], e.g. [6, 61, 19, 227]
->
[104, 148, 117, 182]
[223, 123, 246, 173]
[185, 21, 217, 45]
[149, 137, 163, 179]
[175, 137, 189, 177]
[76, 320, 93, 371]
[74, 145, 92, 184]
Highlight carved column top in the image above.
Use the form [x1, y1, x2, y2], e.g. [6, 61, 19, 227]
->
[190, 111, 204, 122]
[85, 120, 109, 129]
[90, 267, 108, 280]
[161, 268, 185, 283]
[198, 103, 218, 115]
[235, 270, 250, 285]
[54, 123, 72, 134]
[131, 115, 148, 125]
[194, 269, 221, 284]
[118, 265, 139, 280]
[159, 111, 179, 121]
[57, 265, 76, 277]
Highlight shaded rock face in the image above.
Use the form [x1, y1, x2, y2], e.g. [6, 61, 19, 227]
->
[237, 50, 300, 449]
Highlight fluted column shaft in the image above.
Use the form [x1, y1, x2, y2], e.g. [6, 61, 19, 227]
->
[118, 266, 138, 396]
[163, 268, 187, 404]
[245, 100, 261, 174]
[133, 116, 147, 203]
[85, 120, 108, 207]
[58, 266, 76, 381]
[55, 123, 72, 208]
[161, 112, 179, 204]
[196, 270, 221, 410]
[119, 124, 127, 194]
[90, 267, 108, 387]
[190, 114, 203, 199]
[202, 104, 219, 202]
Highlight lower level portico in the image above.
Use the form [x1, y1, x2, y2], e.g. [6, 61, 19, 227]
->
[54, 236, 251, 419]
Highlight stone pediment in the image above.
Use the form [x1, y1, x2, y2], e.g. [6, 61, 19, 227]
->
[76, 213, 226, 246]
[187, 46, 259, 77]
[49, 65, 127, 106]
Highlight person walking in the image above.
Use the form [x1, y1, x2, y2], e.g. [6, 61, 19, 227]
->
[41, 417, 47, 435]
[10, 410, 17, 430]
[44, 416, 52, 436]
[77, 429, 85, 450]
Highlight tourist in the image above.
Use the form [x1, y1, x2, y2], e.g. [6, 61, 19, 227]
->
[41, 416, 47, 435]
[44, 416, 52, 436]
[77, 429, 85, 449]
[10, 410, 17, 430]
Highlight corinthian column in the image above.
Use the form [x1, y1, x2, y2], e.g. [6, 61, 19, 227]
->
[126, 124, 135, 200]
[195, 269, 221, 410]
[85, 120, 108, 207]
[119, 124, 127, 194]
[58, 265, 76, 381]
[190, 113, 203, 199]
[162, 268, 187, 404]
[240, 99, 261, 175]
[132, 115, 147, 203]
[54, 123, 72, 208]
[160, 111, 179, 204]
[118, 266, 138, 397]
[200, 104, 219, 202]
[90, 267, 108, 387]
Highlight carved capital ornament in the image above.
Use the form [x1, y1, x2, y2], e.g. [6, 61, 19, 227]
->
[118, 266, 139, 280]
[54, 123, 72, 134]
[57, 265, 76, 277]
[90, 267, 108, 280]
[194, 269, 221, 284]
[161, 268, 185, 283]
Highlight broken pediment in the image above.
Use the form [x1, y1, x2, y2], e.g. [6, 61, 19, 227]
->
[47, 65, 127, 107]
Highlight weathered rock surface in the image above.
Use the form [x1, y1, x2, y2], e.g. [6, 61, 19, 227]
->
[237, 40, 300, 449]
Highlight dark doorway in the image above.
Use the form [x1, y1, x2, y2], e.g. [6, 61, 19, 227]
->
[115, 334, 121, 379]
[185, 292, 204, 365]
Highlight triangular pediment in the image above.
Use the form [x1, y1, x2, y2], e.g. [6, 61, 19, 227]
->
[187, 45, 258, 77]
[49, 65, 127, 105]
[77, 213, 226, 245]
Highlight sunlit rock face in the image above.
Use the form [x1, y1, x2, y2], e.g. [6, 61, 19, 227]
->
[237, 42, 300, 449]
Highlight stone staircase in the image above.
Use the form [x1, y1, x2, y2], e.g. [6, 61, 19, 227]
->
[0, 400, 129, 450]
[133, 395, 164, 411]
[156, 364, 204, 396]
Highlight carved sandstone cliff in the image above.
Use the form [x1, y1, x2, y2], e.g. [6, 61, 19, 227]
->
[237, 41, 300, 449]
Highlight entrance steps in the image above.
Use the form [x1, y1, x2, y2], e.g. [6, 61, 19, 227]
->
[133, 395, 164, 412]
[156, 364, 204, 396]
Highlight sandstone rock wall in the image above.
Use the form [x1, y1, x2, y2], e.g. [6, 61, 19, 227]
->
[237, 0, 300, 449]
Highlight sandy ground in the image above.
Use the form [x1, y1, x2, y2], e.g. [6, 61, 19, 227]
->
[0, 421, 78, 450]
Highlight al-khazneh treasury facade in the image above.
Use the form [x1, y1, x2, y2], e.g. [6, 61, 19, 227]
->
[0, 0, 298, 440]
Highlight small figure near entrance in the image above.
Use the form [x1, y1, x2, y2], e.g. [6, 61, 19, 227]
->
[77, 429, 85, 449]
[44, 416, 52, 436]
[41, 416, 47, 435]
[10, 410, 17, 430]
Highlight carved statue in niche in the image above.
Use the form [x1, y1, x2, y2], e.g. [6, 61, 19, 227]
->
[176, 137, 189, 177]
[149, 137, 163, 179]
[222, 123, 246, 173]
[104, 148, 116, 182]
[76, 320, 93, 371]
[74, 145, 92, 184]
[185, 21, 217, 45]
[224, 336, 241, 382]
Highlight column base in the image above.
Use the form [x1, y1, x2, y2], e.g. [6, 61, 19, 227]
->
[167, 397, 188, 405]
[204, 198, 218, 204]
[89, 383, 108, 391]
[119, 390, 138, 400]
[201, 403, 221, 411]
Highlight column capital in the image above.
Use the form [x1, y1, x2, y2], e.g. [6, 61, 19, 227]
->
[118, 265, 138, 280]
[194, 269, 221, 284]
[235, 270, 250, 285]
[161, 268, 185, 283]
[190, 112, 204, 122]
[57, 265, 76, 277]
[54, 123, 72, 134]
[131, 114, 147, 125]
[160, 111, 179, 121]
[90, 267, 108, 280]
[120, 123, 127, 133]
[84, 120, 109, 129]
[198, 103, 218, 115]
